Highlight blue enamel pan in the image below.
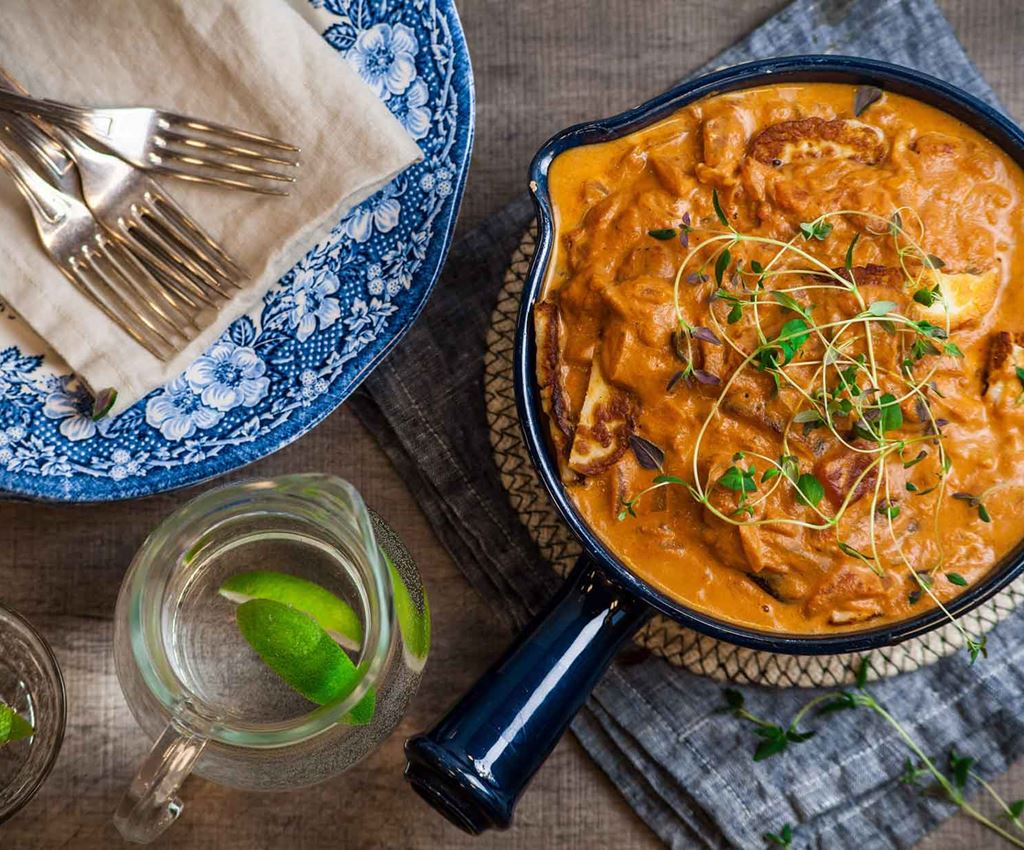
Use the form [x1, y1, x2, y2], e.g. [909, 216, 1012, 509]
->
[404, 56, 1024, 834]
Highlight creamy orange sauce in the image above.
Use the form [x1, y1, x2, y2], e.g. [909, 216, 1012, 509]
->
[537, 83, 1024, 634]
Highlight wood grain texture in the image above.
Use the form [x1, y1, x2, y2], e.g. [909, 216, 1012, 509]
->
[2, 1, 1023, 848]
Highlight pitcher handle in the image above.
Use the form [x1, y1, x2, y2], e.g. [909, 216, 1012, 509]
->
[114, 723, 208, 843]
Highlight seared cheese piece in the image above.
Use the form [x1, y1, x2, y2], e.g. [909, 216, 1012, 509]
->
[918, 268, 998, 329]
[534, 300, 574, 462]
[805, 564, 886, 625]
[568, 352, 636, 475]
[984, 330, 1024, 414]
[749, 118, 886, 166]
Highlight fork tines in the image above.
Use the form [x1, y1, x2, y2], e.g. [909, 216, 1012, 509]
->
[152, 114, 300, 194]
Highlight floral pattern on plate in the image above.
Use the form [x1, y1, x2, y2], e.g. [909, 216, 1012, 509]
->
[0, 0, 473, 500]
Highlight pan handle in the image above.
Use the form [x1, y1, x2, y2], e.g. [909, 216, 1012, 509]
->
[404, 554, 652, 833]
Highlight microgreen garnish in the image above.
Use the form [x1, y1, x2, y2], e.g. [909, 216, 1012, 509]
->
[946, 572, 968, 587]
[648, 228, 676, 240]
[679, 212, 692, 248]
[844, 232, 860, 271]
[620, 204, 983, 660]
[628, 435, 664, 471]
[853, 85, 883, 116]
[952, 491, 993, 523]
[725, 657, 1024, 848]
[763, 823, 795, 849]
[799, 219, 833, 241]
[712, 189, 729, 227]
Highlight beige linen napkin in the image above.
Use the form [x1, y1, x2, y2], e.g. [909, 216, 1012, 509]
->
[0, 0, 422, 413]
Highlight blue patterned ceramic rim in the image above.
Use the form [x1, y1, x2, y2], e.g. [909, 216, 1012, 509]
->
[517, 55, 1024, 654]
[0, 0, 474, 502]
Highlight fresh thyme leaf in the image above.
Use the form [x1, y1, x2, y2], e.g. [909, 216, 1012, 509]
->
[978, 503, 992, 523]
[792, 409, 822, 425]
[915, 571, 933, 589]
[648, 228, 676, 240]
[686, 271, 709, 285]
[838, 541, 871, 563]
[915, 320, 947, 340]
[770, 290, 812, 321]
[761, 468, 780, 482]
[883, 503, 901, 520]
[889, 210, 903, 236]
[764, 822, 795, 849]
[913, 286, 941, 307]
[943, 342, 964, 358]
[906, 481, 919, 492]
[719, 465, 757, 493]
[728, 303, 743, 324]
[628, 435, 665, 471]
[795, 473, 824, 508]
[855, 656, 870, 689]
[854, 85, 883, 116]
[799, 220, 833, 241]
[866, 300, 897, 317]
[750, 259, 764, 274]
[715, 249, 731, 286]
[616, 500, 637, 521]
[780, 455, 800, 483]
[653, 474, 687, 486]
[908, 590, 922, 605]
[1016, 366, 1024, 392]
[722, 688, 745, 712]
[879, 392, 903, 432]
[1008, 800, 1024, 820]
[712, 189, 729, 227]
[845, 232, 860, 271]
[680, 212, 692, 248]
[968, 636, 988, 664]
[666, 370, 686, 392]
[775, 319, 810, 365]
[924, 254, 946, 270]
[946, 572, 968, 587]
[753, 727, 790, 761]
[903, 451, 927, 469]
[949, 751, 975, 791]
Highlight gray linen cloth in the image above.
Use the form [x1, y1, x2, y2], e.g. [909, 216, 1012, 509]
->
[350, 1, 1024, 847]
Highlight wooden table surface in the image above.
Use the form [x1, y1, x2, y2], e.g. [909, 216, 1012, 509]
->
[3, 1, 1023, 848]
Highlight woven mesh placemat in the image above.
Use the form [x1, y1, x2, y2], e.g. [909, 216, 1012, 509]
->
[483, 226, 1024, 687]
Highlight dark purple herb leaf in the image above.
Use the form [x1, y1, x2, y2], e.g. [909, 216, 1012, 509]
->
[691, 326, 721, 345]
[854, 86, 883, 117]
[693, 369, 721, 385]
[628, 435, 665, 471]
[686, 271, 709, 285]
[666, 370, 686, 392]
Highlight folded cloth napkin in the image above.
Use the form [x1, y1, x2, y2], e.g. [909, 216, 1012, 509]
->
[0, 0, 421, 413]
[350, 1, 1024, 848]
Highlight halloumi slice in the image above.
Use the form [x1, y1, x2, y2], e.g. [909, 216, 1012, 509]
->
[568, 352, 636, 475]
[535, 300, 574, 459]
[917, 268, 998, 329]
[749, 118, 886, 166]
[983, 330, 1024, 414]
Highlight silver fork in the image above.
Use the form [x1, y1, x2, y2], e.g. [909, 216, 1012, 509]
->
[0, 88, 300, 195]
[0, 128, 201, 360]
[0, 72, 246, 308]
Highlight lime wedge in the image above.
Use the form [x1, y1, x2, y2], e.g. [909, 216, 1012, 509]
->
[0, 701, 33, 745]
[220, 570, 362, 650]
[384, 553, 430, 671]
[235, 599, 374, 723]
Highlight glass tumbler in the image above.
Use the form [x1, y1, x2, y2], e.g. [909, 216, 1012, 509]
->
[113, 474, 429, 843]
[0, 603, 66, 823]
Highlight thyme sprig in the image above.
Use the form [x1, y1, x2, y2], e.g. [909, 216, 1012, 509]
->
[723, 658, 1024, 848]
[620, 195, 988, 657]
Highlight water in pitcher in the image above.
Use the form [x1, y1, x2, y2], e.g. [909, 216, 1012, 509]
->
[164, 518, 373, 726]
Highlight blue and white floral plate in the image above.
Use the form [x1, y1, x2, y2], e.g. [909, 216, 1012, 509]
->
[0, 0, 474, 501]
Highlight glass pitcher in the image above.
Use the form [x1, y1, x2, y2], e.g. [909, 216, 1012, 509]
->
[112, 474, 428, 843]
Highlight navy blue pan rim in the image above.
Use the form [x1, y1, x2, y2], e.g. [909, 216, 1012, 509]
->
[514, 54, 1024, 657]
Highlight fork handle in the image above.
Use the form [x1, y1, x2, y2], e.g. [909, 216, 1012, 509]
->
[0, 89, 90, 132]
[0, 130, 73, 225]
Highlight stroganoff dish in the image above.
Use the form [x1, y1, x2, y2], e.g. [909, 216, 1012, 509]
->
[536, 83, 1024, 637]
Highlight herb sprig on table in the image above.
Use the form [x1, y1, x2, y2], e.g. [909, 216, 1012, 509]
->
[621, 194, 987, 659]
[727, 658, 1024, 849]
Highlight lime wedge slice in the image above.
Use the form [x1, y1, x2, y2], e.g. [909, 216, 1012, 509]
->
[0, 701, 33, 745]
[235, 599, 374, 724]
[384, 553, 430, 672]
[220, 570, 362, 650]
